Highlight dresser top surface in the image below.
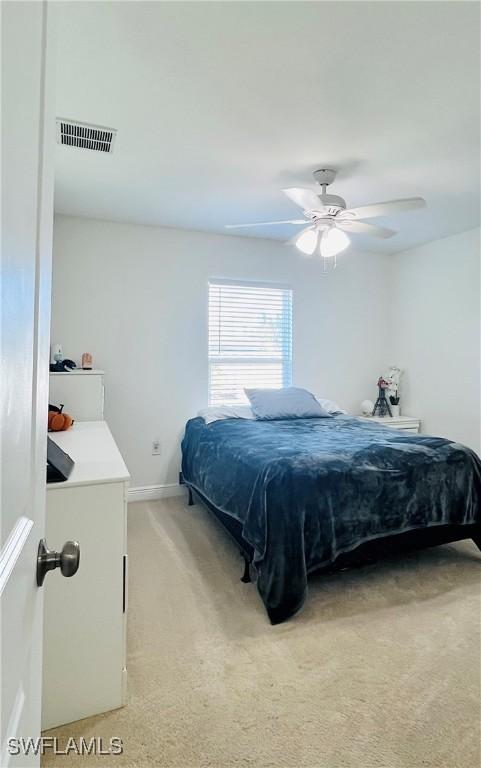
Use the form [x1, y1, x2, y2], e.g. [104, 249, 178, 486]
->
[47, 421, 130, 490]
[49, 369, 104, 376]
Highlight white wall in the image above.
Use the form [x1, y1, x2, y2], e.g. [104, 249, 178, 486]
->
[390, 228, 480, 453]
[51, 215, 390, 489]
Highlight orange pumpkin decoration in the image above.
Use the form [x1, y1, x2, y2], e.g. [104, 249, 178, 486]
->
[48, 404, 74, 432]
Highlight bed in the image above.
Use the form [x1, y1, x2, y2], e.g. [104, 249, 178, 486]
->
[181, 415, 481, 623]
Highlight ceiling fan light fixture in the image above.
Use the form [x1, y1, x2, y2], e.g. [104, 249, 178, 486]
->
[295, 228, 318, 255]
[320, 227, 350, 258]
[225, 170, 426, 274]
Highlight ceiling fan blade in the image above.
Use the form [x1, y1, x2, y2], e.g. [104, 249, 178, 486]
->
[338, 197, 426, 221]
[335, 220, 396, 239]
[225, 219, 306, 229]
[282, 187, 322, 211]
[285, 225, 315, 247]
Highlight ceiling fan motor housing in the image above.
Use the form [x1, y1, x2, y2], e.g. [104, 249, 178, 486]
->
[319, 193, 346, 214]
[305, 192, 346, 218]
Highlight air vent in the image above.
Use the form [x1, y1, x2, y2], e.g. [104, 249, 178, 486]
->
[56, 119, 117, 154]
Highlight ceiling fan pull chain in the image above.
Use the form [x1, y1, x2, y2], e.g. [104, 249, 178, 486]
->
[322, 253, 337, 275]
[225, 167, 426, 272]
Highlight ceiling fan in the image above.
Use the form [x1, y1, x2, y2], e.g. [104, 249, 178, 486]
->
[226, 169, 426, 264]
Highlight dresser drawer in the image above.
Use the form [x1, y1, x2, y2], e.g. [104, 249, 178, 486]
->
[359, 416, 420, 433]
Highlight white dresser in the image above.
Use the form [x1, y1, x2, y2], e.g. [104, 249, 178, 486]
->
[359, 415, 421, 434]
[49, 369, 104, 421]
[43, 421, 130, 730]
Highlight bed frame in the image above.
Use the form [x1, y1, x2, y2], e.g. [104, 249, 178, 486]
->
[182, 479, 254, 582]
[180, 475, 481, 585]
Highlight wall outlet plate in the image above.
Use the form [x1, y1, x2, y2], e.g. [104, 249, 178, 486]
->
[152, 440, 161, 456]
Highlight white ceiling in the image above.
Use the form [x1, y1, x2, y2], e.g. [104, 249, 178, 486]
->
[54, 1, 480, 254]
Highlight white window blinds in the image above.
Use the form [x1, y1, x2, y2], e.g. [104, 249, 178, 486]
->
[208, 280, 292, 406]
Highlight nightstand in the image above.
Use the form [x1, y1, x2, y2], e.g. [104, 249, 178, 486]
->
[358, 415, 421, 434]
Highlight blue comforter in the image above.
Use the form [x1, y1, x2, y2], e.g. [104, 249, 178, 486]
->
[181, 416, 481, 623]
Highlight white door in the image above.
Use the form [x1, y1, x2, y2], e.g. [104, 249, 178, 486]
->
[1, 2, 56, 765]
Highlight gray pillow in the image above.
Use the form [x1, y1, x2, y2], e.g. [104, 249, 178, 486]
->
[244, 387, 332, 420]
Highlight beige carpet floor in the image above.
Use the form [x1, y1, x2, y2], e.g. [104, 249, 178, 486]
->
[43, 497, 481, 768]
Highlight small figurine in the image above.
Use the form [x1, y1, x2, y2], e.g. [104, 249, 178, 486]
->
[81, 352, 93, 370]
[372, 376, 392, 417]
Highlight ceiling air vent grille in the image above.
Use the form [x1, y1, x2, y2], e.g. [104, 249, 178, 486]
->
[56, 119, 117, 153]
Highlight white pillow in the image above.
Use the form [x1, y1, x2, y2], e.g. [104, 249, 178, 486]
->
[197, 404, 255, 424]
[316, 397, 347, 415]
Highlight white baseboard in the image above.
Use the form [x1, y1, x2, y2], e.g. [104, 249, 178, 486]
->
[128, 483, 186, 503]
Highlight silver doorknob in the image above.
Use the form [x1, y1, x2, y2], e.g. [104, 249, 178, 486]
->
[37, 538, 80, 586]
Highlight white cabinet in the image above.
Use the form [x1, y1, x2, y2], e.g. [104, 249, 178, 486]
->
[43, 422, 130, 730]
[49, 369, 104, 421]
[359, 415, 421, 433]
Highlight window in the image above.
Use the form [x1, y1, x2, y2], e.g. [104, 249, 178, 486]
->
[208, 280, 292, 406]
